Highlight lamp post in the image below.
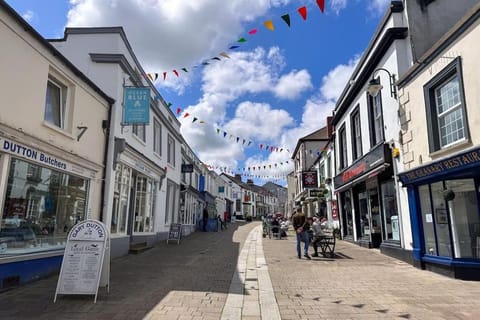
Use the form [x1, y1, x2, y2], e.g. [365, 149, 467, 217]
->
[367, 68, 398, 99]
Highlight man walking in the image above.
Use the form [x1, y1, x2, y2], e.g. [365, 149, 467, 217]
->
[292, 207, 310, 259]
[202, 204, 209, 232]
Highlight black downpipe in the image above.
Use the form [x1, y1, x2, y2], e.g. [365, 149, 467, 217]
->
[99, 102, 114, 223]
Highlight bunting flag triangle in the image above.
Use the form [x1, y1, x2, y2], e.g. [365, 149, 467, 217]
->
[212, 57, 221, 61]
[200, 120, 205, 124]
[183, 112, 190, 118]
[298, 6, 307, 20]
[229, 45, 240, 49]
[219, 52, 230, 58]
[316, 0, 325, 13]
[248, 141, 252, 146]
[173, 69, 179, 77]
[167, 102, 172, 107]
[223, 132, 227, 138]
[154, 73, 159, 80]
[163, 72, 167, 80]
[202, 61, 210, 65]
[236, 137, 240, 143]
[216, 128, 220, 134]
[260, 144, 263, 150]
[281, 14, 291, 27]
[176, 108, 181, 115]
[238, 37, 247, 43]
[243, 139, 246, 145]
[264, 20, 274, 31]
[182, 68, 188, 73]
[147, 73, 153, 81]
[192, 117, 198, 123]
[249, 29, 258, 35]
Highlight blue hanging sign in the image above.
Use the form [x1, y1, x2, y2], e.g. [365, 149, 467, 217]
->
[123, 87, 150, 124]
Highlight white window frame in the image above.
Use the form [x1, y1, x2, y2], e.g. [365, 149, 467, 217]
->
[44, 77, 67, 129]
[153, 118, 162, 156]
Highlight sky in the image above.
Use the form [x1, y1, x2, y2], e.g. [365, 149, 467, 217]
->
[5, 0, 391, 185]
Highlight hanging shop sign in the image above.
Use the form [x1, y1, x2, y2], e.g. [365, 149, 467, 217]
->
[181, 164, 194, 173]
[54, 220, 110, 303]
[302, 171, 318, 188]
[123, 87, 150, 125]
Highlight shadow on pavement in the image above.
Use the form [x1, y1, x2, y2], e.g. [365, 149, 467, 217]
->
[0, 221, 259, 320]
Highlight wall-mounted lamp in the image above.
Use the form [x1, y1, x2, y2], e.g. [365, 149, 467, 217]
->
[367, 68, 397, 99]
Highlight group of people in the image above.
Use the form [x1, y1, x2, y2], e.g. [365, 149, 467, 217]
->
[202, 204, 227, 232]
[292, 207, 327, 259]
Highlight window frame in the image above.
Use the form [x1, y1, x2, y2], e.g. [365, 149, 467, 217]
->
[367, 87, 385, 148]
[350, 106, 362, 161]
[153, 118, 162, 156]
[338, 124, 348, 169]
[167, 134, 175, 166]
[44, 76, 68, 129]
[132, 124, 146, 142]
[424, 57, 469, 153]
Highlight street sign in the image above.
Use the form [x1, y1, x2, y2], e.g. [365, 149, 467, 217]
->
[54, 220, 110, 303]
[167, 223, 182, 244]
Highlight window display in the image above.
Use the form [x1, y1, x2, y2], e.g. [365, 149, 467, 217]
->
[381, 180, 399, 241]
[0, 158, 88, 255]
[111, 164, 131, 234]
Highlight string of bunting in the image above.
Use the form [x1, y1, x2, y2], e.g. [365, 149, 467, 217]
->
[147, 0, 326, 81]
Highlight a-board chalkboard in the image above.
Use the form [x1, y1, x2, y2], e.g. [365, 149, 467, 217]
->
[167, 223, 182, 244]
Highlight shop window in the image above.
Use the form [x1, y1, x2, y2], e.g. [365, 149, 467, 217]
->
[341, 190, 353, 237]
[1, 158, 88, 255]
[153, 118, 162, 156]
[424, 57, 468, 152]
[367, 89, 384, 148]
[445, 179, 480, 259]
[111, 164, 131, 234]
[381, 179, 400, 241]
[44, 77, 67, 129]
[133, 124, 146, 142]
[165, 179, 177, 224]
[133, 177, 155, 233]
[419, 184, 437, 255]
[167, 134, 175, 166]
[339, 125, 348, 169]
[351, 107, 362, 160]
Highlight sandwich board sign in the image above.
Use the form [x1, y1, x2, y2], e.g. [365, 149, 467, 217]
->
[54, 219, 110, 303]
[167, 223, 182, 244]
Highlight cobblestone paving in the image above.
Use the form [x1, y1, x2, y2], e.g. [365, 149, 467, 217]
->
[0, 222, 259, 320]
[263, 233, 480, 320]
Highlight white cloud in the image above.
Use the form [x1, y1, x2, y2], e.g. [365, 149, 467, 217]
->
[22, 10, 35, 22]
[273, 69, 312, 100]
[368, 0, 391, 16]
[66, 0, 292, 80]
[330, 0, 348, 14]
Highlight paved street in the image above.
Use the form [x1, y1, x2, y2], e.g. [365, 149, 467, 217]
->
[2, 221, 480, 320]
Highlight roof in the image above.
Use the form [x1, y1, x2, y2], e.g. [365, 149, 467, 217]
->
[291, 126, 330, 159]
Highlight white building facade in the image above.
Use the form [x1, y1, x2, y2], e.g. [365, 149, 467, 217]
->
[0, 2, 112, 288]
[50, 27, 182, 257]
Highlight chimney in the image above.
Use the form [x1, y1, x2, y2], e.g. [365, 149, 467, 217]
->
[327, 116, 333, 138]
[246, 179, 254, 185]
[234, 174, 242, 182]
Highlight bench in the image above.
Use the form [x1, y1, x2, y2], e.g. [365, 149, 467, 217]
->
[317, 235, 336, 258]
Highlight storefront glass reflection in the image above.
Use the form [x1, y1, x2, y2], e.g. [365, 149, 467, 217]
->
[0, 158, 88, 255]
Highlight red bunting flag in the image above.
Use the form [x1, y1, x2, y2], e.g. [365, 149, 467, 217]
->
[316, 0, 325, 13]
[249, 29, 258, 35]
[183, 112, 190, 118]
[176, 108, 181, 115]
[298, 6, 307, 20]
[163, 72, 167, 80]
[260, 144, 263, 149]
[173, 70, 179, 77]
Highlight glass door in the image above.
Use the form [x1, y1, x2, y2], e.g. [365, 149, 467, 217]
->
[358, 191, 369, 240]
[369, 187, 382, 247]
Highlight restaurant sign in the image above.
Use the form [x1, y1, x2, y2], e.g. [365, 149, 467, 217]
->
[399, 147, 480, 185]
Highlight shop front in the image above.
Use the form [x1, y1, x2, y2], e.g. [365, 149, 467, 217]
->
[335, 143, 396, 248]
[398, 146, 480, 280]
[109, 147, 164, 257]
[0, 136, 100, 288]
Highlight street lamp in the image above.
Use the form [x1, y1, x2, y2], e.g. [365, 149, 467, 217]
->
[367, 68, 397, 99]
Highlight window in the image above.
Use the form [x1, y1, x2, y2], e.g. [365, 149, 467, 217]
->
[1, 158, 88, 255]
[167, 134, 175, 166]
[165, 179, 178, 224]
[111, 164, 131, 234]
[339, 125, 348, 169]
[133, 176, 155, 233]
[368, 89, 384, 147]
[424, 58, 467, 152]
[133, 124, 146, 142]
[351, 108, 362, 160]
[44, 77, 67, 128]
[326, 155, 332, 178]
[153, 119, 162, 155]
[381, 179, 399, 241]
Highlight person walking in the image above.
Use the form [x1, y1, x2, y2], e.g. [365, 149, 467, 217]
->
[292, 207, 311, 259]
[202, 204, 209, 232]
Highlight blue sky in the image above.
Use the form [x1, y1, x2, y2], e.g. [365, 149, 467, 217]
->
[6, 0, 391, 185]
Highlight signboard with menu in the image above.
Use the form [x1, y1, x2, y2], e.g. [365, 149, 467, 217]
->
[54, 220, 110, 303]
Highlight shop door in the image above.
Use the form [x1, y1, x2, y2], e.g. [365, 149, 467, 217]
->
[126, 173, 137, 240]
[358, 191, 369, 240]
[368, 188, 382, 247]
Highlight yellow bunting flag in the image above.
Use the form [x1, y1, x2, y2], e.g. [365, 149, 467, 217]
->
[264, 20, 274, 31]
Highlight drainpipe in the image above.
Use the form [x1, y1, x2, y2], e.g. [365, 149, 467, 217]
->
[100, 100, 114, 223]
